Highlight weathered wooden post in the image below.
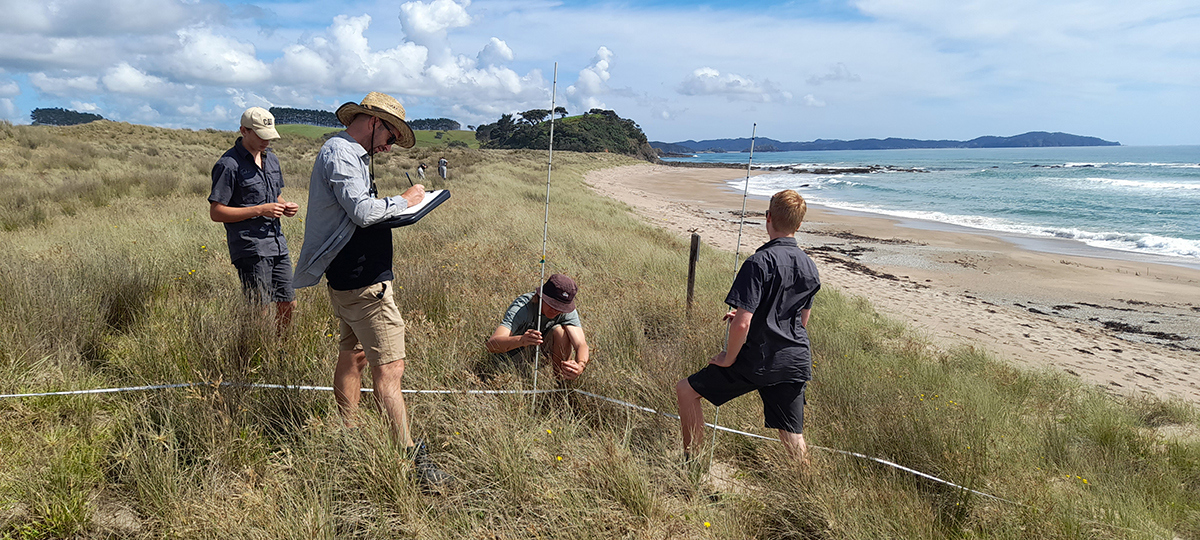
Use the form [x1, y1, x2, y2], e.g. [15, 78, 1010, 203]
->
[686, 233, 700, 315]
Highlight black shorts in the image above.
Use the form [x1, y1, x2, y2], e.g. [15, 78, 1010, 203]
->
[233, 254, 295, 304]
[688, 365, 807, 434]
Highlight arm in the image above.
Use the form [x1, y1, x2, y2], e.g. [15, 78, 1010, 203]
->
[556, 325, 590, 379]
[210, 200, 286, 223]
[800, 308, 811, 329]
[485, 325, 542, 354]
[710, 308, 753, 367]
[323, 146, 419, 227]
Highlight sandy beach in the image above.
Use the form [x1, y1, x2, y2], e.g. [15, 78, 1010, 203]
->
[585, 164, 1200, 404]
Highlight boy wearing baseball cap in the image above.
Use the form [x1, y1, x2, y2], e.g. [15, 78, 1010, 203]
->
[486, 274, 591, 381]
[209, 107, 300, 333]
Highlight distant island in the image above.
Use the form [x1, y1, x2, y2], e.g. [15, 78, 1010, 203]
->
[652, 131, 1120, 154]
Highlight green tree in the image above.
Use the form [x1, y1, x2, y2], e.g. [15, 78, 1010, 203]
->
[519, 109, 549, 125]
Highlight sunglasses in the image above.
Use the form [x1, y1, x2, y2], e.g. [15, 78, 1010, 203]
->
[376, 118, 397, 146]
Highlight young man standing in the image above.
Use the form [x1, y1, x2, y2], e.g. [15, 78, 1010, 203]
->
[208, 107, 300, 332]
[485, 274, 590, 381]
[437, 157, 448, 180]
[675, 190, 821, 464]
[292, 92, 447, 487]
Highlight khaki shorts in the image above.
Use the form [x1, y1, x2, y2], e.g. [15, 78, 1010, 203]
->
[328, 280, 406, 367]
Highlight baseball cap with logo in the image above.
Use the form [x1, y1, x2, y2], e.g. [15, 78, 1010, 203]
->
[538, 274, 577, 313]
[241, 107, 281, 141]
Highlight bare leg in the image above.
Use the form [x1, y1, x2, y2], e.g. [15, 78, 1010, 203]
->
[547, 325, 570, 379]
[779, 430, 810, 466]
[275, 300, 295, 335]
[372, 360, 413, 448]
[675, 378, 706, 456]
[334, 349, 368, 426]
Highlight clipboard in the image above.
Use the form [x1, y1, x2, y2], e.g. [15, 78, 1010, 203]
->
[372, 189, 451, 229]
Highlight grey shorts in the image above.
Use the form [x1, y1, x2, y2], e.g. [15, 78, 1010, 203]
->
[233, 254, 295, 304]
[688, 365, 807, 434]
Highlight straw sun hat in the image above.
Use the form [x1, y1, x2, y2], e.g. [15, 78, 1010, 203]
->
[335, 92, 416, 149]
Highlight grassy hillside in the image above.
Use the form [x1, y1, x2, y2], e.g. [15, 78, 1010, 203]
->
[277, 124, 479, 149]
[0, 120, 1198, 539]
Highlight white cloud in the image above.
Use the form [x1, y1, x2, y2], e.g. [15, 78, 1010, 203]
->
[399, 0, 472, 38]
[267, 12, 546, 124]
[102, 63, 169, 95]
[128, 103, 161, 123]
[0, 0, 212, 36]
[807, 63, 861, 85]
[279, 14, 428, 91]
[274, 44, 333, 87]
[0, 79, 18, 98]
[29, 72, 100, 95]
[677, 67, 792, 103]
[399, 0, 472, 66]
[70, 101, 99, 112]
[478, 37, 513, 66]
[566, 47, 614, 112]
[0, 35, 117, 70]
[0, 98, 15, 120]
[168, 27, 270, 85]
[176, 103, 233, 126]
[803, 94, 826, 107]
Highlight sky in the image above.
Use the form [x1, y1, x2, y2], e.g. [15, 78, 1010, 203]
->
[1, 0, 1198, 145]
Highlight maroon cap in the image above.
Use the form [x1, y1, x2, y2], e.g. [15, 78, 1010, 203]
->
[538, 274, 577, 313]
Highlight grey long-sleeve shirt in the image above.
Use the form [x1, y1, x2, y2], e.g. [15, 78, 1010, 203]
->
[292, 131, 409, 288]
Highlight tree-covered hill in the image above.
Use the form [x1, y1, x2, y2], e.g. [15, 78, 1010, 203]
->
[653, 131, 1120, 153]
[475, 108, 658, 162]
[30, 107, 104, 126]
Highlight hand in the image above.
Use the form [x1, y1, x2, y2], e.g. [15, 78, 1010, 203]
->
[282, 202, 300, 217]
[709, 351, 734, 367]
[519, 329, 543, 347]
[557, 359, 585, 380]
[401, 184, 426, 207]
[721, 309, 737, 322]
[259, 202, 286, 218]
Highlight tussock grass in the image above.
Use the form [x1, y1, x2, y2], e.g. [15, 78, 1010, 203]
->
[1, 120, 1198, 538]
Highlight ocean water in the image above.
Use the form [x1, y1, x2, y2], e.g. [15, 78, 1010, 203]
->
[664, 146, 1200, 266]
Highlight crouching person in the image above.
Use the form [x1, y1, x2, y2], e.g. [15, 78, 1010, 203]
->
[486, 274, 590, 381]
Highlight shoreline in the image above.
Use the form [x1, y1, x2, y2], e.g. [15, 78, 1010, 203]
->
[585, 164, 1200, 404]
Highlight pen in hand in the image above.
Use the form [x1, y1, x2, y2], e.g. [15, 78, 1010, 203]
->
[405, 172, 414, 186]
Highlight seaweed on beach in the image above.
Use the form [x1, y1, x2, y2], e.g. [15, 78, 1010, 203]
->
[808, 250, 930, 288]
[821, 230, 922, 245]
[1101, 320, 1187, 342]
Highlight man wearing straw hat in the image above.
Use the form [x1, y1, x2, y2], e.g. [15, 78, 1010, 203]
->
[208, 107, 300, 333]
[292, 92, 447, 488]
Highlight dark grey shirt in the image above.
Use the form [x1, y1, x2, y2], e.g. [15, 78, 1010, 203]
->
[208, 138, 287, 262]
[725, 237, 821, 385]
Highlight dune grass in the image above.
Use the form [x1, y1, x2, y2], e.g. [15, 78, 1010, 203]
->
[0, 120, 1198, 539]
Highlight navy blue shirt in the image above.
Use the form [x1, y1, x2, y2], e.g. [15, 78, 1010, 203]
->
[725, 237, 821, 385]
[325, 226, 394, 291]
[208, 138, 288, 262]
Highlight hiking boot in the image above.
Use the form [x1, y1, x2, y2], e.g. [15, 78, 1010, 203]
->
[411, 441, 451, 492]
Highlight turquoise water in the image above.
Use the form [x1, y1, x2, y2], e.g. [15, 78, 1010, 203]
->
[664, 146, 1200, 263]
